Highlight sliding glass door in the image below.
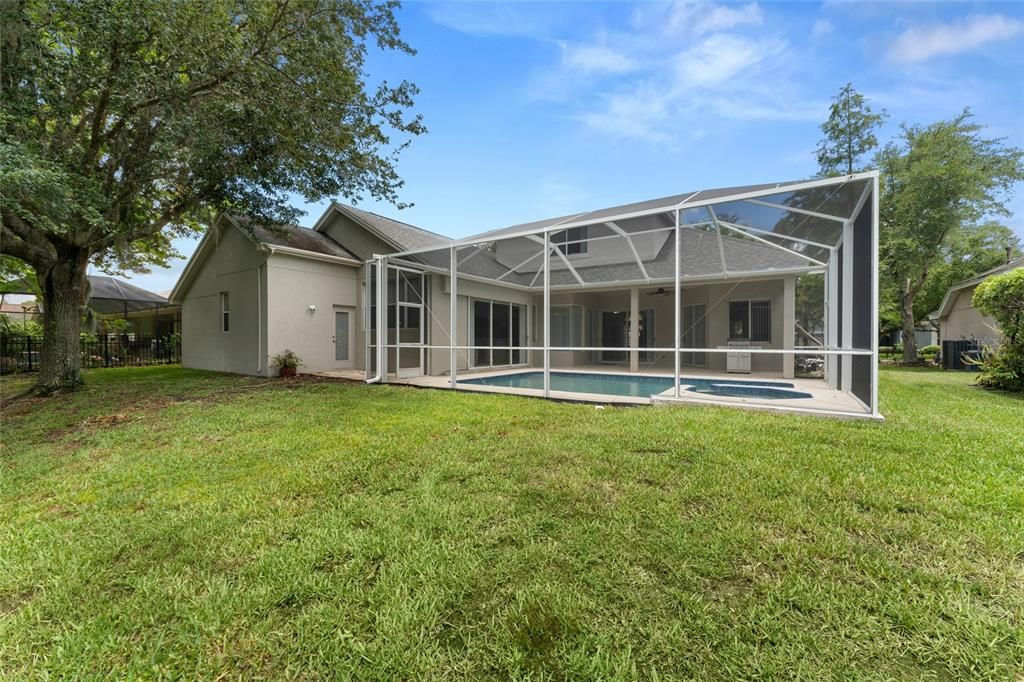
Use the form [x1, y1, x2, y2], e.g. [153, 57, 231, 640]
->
[471, 299, 527, 368]
[681, 304, 706, 366]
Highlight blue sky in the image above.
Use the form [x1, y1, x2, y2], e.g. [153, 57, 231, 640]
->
[105, 0, 1024, 296]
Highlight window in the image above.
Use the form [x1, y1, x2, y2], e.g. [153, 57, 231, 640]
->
[552, 226, 588, 256]
[471, 299, 527, 367]
[220, 292, 229, 332]
[550, 305, 583, 346]
[728, 300, 771, 342]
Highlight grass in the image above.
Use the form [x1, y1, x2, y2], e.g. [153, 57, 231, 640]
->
[1, 366, 1022, 680]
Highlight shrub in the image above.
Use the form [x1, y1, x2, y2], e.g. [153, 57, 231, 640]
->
[971, 268, 1024, 392]
[272, 349, 303, 373]
[920, 344, 940, 355]
[879, 345, 895, 355]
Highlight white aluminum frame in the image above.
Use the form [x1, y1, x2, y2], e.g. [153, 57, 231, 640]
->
[369, 172, 880, 417]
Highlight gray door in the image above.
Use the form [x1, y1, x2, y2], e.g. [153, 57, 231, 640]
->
[334, 309, 352, 368]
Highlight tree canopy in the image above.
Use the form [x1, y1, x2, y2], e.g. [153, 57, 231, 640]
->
[817, 83, 886, 177]
[877, 110, 1024, 362]
[0, 0, 423, 392]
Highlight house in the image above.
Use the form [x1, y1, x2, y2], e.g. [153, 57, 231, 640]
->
[0, 300, 41, 324]
[86, 276, 180, 337]
[171, 173, 880, 418]
[932, 256, 1023, 348]
[0, 277, 180, 336]
[880, 324, 937, 350]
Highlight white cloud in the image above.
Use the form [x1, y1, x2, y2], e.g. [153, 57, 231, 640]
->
[574, 84, 675, 143]
[508, 1, 817, 143]
[887, 14, 1024, 63]
[427, 2, 568, 39]
[663, 1, 763, 37]
[811, 19, 833, 38]
[674, 34, 784, 87]
[559, 42, 637, 75]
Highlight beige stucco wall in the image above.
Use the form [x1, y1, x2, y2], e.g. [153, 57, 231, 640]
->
[180, 224, 269, 376]
[403, 275, 791, 377]
[940, 285, 1001, 345]
[265, 253, 362, 374]
[515, 278, 787, 373]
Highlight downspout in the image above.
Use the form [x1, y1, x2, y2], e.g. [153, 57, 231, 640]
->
[365, 255, 385, 384]
[256, 262, 263, 375]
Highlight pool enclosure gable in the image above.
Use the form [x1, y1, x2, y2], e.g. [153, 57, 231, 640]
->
[366, 172, 879, 417]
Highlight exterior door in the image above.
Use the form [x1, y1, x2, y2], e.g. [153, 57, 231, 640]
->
[601, 310, 627, 362]
[681, 304, 706, 366]
[392, 266, 424, 378]
[334, 307, 353, 369]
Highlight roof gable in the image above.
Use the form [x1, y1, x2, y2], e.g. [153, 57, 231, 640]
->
[935, 257, 1023, 319]
[314, 203, 450, 256]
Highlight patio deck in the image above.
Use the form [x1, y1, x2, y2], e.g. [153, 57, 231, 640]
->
[315, 366, 874, 419]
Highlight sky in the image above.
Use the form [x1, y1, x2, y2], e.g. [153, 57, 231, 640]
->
[82, 0, 1024, 298]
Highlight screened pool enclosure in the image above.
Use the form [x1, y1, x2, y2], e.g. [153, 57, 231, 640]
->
[364, 172, 880, 418]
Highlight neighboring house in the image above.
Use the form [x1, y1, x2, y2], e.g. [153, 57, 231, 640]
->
[932, 257, 1023, 347]
[171, 173, 881, 418]
[880, 325, 937, 349]
[0, 277, 180, 335]
[87, 276, 181, 336]
[0, 300, 41, 324]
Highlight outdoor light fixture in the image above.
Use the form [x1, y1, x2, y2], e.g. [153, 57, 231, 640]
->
[307, 304, 317, 312]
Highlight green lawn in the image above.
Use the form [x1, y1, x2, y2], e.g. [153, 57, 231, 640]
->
[1, 367, 1022, 679]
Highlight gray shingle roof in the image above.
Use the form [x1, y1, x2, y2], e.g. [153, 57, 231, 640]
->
[334, 204, 451, 252]
[467, 180, 811, 243]
[404, 226, 812, 288]
[246, 221, 358, 260]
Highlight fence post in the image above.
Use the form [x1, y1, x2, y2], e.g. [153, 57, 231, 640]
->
[26, 335, 33, 372]
[103, 334, 110, 367]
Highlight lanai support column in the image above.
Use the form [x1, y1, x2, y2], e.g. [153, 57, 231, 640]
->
[450, 246, 457, 389]
[783, 276, 795, 379]
[673, 209, 681, 398]
[841, 221, 854, 392]
[376, 255, 387, 383]
[629, 287, 639, 372]
[825, 251, 839, 389]
[543, 233, 551, 398]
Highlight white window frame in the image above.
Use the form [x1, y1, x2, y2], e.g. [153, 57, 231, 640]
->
[552, 226, 588, 257]
[220, 291, 229, 333]
[468, 297, 529, 369]
[729, 299, 771, 343]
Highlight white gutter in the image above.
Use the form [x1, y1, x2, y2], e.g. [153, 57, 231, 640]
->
[256, 262, 262, 375]
[264, 243, 362, 267]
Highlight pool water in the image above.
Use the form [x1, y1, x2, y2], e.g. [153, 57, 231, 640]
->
[460, 371, 813, 400]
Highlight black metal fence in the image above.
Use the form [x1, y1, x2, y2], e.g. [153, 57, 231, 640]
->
[0, 334, 181, 373]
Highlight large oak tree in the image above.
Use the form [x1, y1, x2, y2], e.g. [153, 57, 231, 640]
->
[1, 0, 423, 392]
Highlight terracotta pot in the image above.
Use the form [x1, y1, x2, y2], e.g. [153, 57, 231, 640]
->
[280, 366, 297, 378]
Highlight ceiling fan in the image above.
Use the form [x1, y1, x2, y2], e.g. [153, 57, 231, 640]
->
[645, 287, 672, 297]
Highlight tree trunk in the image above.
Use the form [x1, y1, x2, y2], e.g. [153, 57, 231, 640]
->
[899, 284, 918, 365]
[35, 249, 90, 393]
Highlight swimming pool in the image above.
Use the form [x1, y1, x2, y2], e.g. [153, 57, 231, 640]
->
[459, 371, 813, 400]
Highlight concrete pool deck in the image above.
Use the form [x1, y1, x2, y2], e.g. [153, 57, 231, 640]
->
[315, 366, 877, 419]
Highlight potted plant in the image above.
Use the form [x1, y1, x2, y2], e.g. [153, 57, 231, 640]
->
[272, 349, 302, 378]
